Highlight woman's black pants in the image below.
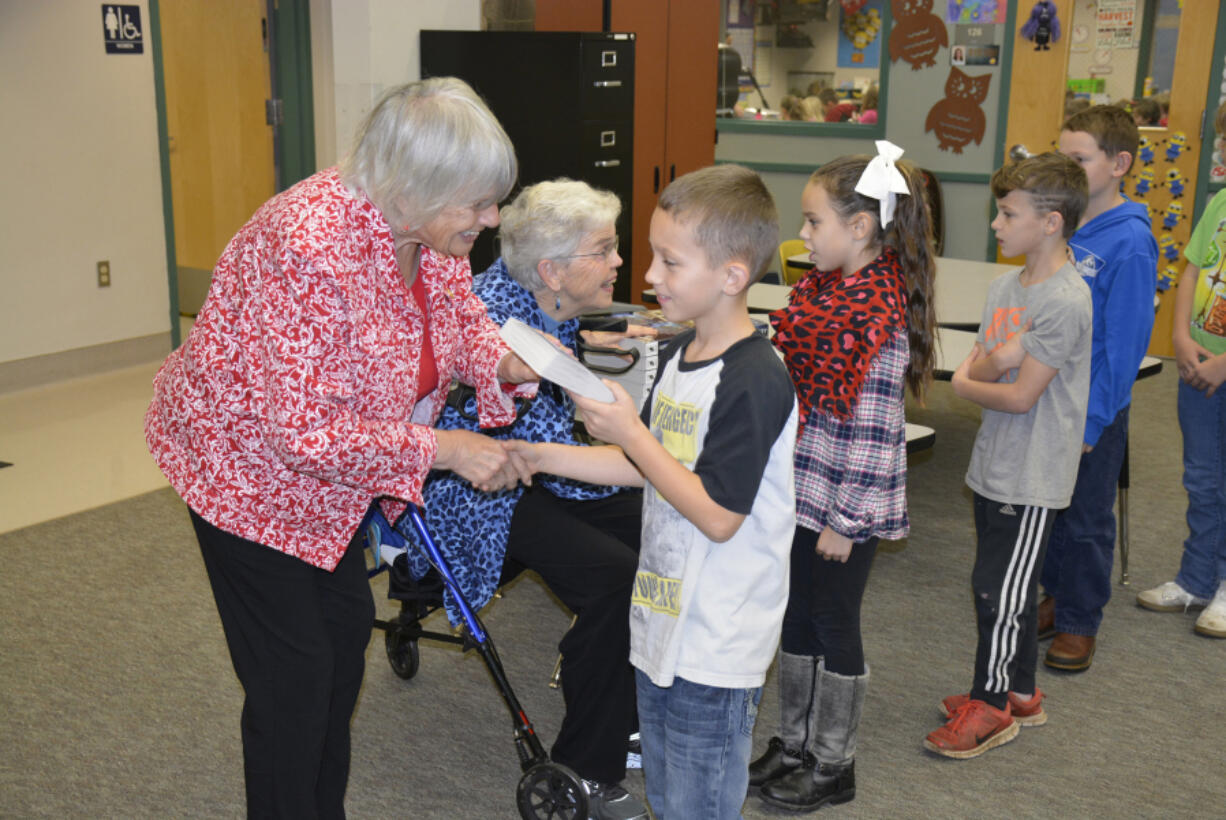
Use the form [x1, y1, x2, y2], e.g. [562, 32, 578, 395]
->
[506, 486, 642, 786]
[190, 509, 374, 820]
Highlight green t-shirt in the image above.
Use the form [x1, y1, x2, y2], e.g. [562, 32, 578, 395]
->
[1183, 189, 1226, 355]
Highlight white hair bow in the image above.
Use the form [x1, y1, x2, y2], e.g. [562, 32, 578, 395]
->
[854, 140, 910, 227]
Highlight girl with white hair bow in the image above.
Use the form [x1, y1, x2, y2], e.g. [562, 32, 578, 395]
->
[751, 142, 938, 812]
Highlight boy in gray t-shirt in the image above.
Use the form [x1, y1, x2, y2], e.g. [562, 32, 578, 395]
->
[924, 154, 1092, 760]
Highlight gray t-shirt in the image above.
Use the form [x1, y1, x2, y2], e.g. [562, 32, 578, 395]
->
[965, 262, 1092, 509]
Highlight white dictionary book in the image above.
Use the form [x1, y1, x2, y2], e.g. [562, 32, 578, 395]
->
[499, 318, 615, 403]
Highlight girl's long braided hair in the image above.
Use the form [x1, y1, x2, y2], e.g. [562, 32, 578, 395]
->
[809, 156, 938, 399]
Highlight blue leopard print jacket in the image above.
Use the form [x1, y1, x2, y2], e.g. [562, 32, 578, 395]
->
[402, 259, 623, 623]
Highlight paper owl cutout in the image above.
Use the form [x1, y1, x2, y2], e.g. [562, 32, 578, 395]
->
[925, 67, 991, 153]
[890, 0, 949, 70]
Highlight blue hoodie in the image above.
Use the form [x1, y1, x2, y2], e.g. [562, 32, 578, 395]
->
[1069, 198, 1158, 446]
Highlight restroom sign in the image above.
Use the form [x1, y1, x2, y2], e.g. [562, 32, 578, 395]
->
[102, 5, 143, 54]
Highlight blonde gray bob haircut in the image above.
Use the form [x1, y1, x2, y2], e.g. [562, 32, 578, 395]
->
[499, 179, 622, 292]
[340, 77, 517, 230]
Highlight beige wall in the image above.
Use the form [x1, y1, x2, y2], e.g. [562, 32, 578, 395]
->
[312, 0, 481, 169]
[0, 0, 169, 366]
[1, 0, 481, 373]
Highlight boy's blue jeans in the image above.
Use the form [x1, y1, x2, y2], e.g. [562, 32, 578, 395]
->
[1175, 379, 1226, 599]
[635, 669, 761, 820]
[1040, 405, 1129, 636]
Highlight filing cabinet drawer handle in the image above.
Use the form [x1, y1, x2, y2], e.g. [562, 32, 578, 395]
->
[602, 50, 617, 67]
[594, 159, 621, 168]
[600, 131, 616, 147]
[593, 80, 623, 88]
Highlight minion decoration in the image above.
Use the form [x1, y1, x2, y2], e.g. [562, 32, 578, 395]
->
[1137, 136, 1155, 166]
[1165, 168, 1185, 198]
[1162, 200, 1184, 230]
[1165, 131, 1188, 162]
[1158, 232, 1180, 262]
[1134, 167, 1156, 197]
[842, 7, 882, 52]
[1158, 263, 1179, 292]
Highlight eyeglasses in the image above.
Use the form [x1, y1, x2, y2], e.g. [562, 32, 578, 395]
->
[555, 237, 619, 262]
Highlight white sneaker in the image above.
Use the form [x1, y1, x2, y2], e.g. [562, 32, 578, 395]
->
[1136, 581, 1210, 612]
[1194, 584, 1226, 639]
[625, 731, 641, 770]
[582, 779, 649, 820]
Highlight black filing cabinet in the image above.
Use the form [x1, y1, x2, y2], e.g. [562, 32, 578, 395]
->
[421, 30, 636, 301]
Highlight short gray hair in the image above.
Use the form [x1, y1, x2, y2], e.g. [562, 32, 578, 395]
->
[499, 179, 622, 291]
[340, 77, 517, 230]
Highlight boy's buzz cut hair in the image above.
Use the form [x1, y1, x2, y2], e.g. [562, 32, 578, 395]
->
[991, 152, 1088, 240]
[657, 164, 779, 282]
[1062, 104, 1140, 163]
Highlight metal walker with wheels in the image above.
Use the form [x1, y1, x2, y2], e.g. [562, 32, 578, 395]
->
[367, 504, 588, 820]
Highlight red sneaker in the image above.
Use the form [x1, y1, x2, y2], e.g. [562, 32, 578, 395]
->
[939, 688, 1047, 727]
[924, 699, 1018, 759]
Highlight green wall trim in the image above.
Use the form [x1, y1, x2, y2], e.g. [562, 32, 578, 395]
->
[717, 118, 882, 138]
[986, 0, 1021, 262]
[1133, 0, 1158, 100]
[716, 157, 991, 184]
[714, 159, 818, 174]
[274, 0, 316, 189]
[149, 0, 180, 350]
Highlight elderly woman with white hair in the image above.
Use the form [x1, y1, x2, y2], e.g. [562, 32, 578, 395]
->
[144, 77, 538, 818]
[410, 178, 653, 820]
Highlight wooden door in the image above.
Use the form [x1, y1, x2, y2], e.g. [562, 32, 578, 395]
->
[161, 0, 274, 314]
[611, 0, 718, 305]
[1136, 1, 1219, 356]
[661, 0, 717, 184]
[539, 0, 720, 304]
[534, 0, 602, 31]
[1001, 0, 1221, 356]
[610, 0, 671, 305]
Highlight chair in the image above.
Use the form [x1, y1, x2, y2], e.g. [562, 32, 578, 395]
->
[778, 239, 809, 285]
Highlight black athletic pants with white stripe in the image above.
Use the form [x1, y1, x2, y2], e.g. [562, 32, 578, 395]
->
[970, 493, 1056, 710]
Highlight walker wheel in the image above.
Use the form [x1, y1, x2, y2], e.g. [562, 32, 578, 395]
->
[516, 762, 587, 820]
[384, 629, 420, 680]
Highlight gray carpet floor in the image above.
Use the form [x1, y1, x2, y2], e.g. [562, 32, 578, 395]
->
[2, 364, 1222, 819]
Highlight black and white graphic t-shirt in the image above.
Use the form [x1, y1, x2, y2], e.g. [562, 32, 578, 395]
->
[631, 329, 798, 689]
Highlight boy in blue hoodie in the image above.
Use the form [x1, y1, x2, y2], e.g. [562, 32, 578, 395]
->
[1040, 105, 1159, 671]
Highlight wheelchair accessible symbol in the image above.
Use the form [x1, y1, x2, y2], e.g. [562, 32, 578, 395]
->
[102, 4, 143, 54]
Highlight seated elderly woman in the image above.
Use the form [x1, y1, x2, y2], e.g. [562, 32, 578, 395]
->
[405, 179, 651, 820]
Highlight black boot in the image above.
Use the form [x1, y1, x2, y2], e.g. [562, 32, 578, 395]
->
[749, 737, 814, 788]
[759, 759, 855, 811]
[759, 661, 868, 811]
[749, 653, 819, 788]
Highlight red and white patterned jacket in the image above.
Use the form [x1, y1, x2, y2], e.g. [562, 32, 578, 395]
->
[145, 169, 526, 570]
